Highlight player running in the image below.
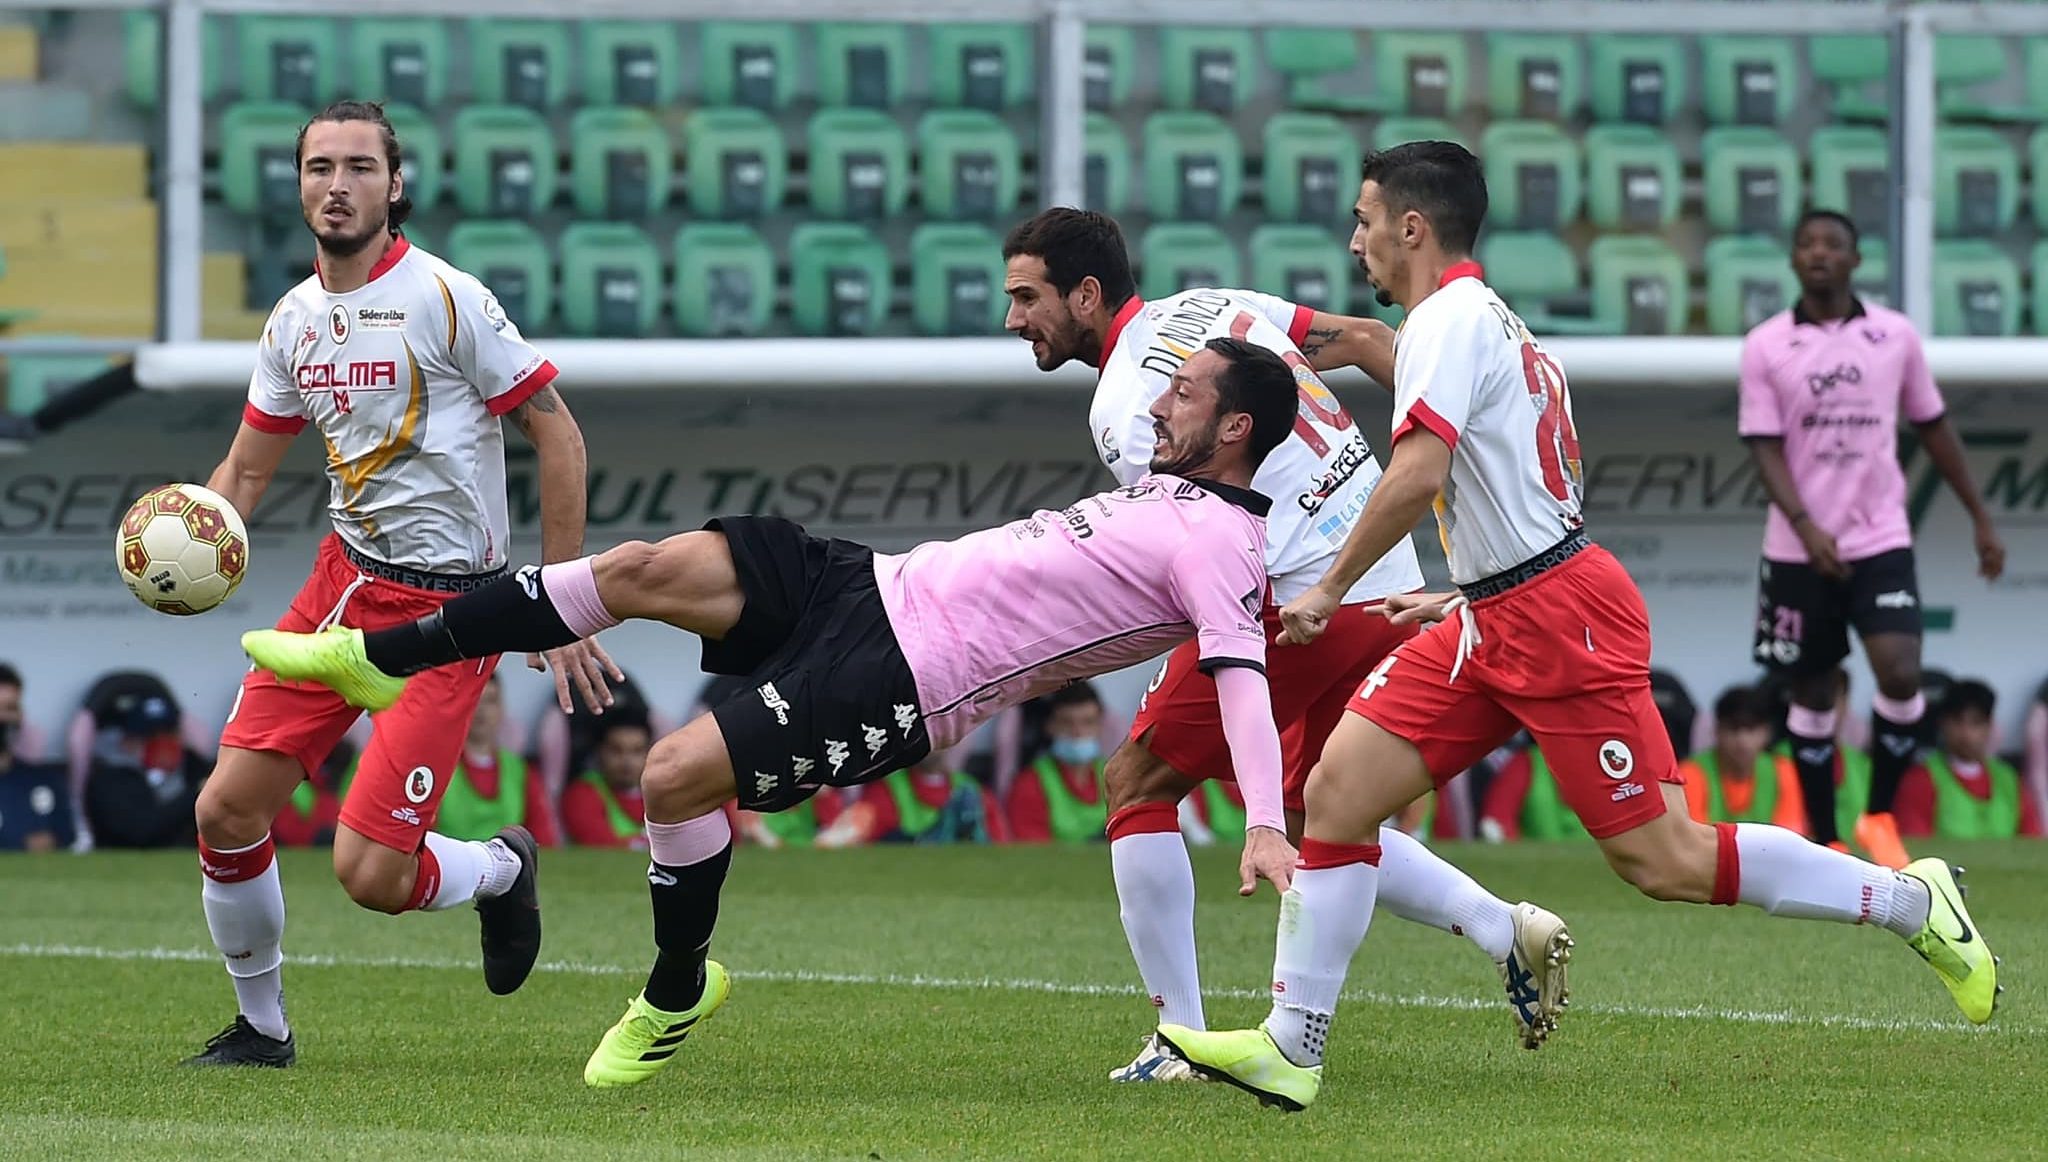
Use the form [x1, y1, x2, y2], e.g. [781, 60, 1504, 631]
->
[185, 100, 618, 1068]
[1161, 142, 2000, 1112]
[241, 337, 1310, 1087]
[1000, 209, 1569, 1075]
[1742, 209, 2005, 869]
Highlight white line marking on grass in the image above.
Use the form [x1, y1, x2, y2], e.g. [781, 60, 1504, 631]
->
[0, 942, 2003, 1036]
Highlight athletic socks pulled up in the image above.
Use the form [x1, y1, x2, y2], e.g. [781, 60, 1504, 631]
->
[642, 813, 736, 1013]
[1867, 692, 1928, 816]
[1785, 703, 1841, 846]
[363, 559, 620, 676]
[199, 835, 289, 1040]
[1107, 804, 1205, 1029]
[1265, 840, 1382, 1068]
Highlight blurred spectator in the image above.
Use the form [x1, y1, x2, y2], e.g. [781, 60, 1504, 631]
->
[84, 692, 205, 848]
[0, 666, 71, 852]
[1004, 684, 1109, 844]
[1896, 680, 2041, 839]
[1767, 668, 1871, 843]
[2025, 678, 2048, 833]
[817, 750, 1007, 846]
[559, 710, 655, 848]
[1177, 779, 1246, 847]
[1478, 735, 1590, 842]
[1681, 685, 1807, 831]
[537, 669, 663, 801]
[438, 676, 561, 845]
[1649, 669, 1698, 761]
[270, 754, 341, 848]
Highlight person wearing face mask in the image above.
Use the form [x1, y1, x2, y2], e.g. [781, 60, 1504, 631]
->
[0, 663, 74, 853]
[1005, 684, 1111, 844]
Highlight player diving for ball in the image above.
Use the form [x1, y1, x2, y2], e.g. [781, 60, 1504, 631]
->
[243, 336, 1315, 1087]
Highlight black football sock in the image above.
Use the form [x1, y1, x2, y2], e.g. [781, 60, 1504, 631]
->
[642, 841, 734, 1013]
[1867, 698, 1927, 816]
[361, 568, 578, 676]
[1785, 703, 1840, 845]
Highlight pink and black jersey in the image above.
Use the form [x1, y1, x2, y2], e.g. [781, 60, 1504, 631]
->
[874, 475, 1270, 750]
[1737, 299, 1945, 564]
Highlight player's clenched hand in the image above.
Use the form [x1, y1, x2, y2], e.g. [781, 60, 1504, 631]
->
[529, 638, 627, 714]
[1383, 591, 1458, 626]
[1276, 587, 1339, 647]
[1975, 518, 2006, 581]
[1239, 826, 1297, 897]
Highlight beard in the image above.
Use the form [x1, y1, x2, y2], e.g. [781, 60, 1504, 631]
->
[307, 204, 390, 258]
[1030, 316, 1093, 370]
[1150, 421, 1221, 479]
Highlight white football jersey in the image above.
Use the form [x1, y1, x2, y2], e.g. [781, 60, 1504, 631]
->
[244, 236, 556, 575]
[1390, 265, 1585, 586]
[1089, 289, 1423, 605]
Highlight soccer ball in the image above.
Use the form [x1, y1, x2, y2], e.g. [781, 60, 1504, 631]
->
[115, 483, 250, 615]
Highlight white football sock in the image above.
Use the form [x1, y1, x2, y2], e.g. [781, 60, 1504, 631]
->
[1110, 830, 1206, 1030]
[200, 837, 288, 1040]
[1731, 822, 1930, 937]
[420, 832, 520, 911]
[1266, 859, 1379, 1068]
[1374, 825, 1515, 961]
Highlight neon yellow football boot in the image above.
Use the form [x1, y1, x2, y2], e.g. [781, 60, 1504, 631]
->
[1155, 1024, 1321, 1112]
[240, 625, 407, 711]
[1899, 859, 1999, 1024]
[584, 961, 732, 1089]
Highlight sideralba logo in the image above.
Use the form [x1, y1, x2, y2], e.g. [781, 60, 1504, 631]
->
[1598, 740, 1635, 780]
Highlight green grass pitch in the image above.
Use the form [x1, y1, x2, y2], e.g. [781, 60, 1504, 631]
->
[0, 841, 2040, 1160]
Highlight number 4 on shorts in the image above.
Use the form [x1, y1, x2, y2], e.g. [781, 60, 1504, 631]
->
[1357, 654, 1399, 701]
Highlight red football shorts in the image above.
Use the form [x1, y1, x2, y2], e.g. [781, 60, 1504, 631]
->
[1132, 599, 1419, 813]
[1346, 545, 1679, 839]
[220, 535, 500, 852]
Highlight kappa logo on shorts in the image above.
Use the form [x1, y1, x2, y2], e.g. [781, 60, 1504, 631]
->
[893, 703, 919, 738]
[791, 756, 816, 783]
[759, 682, 793, 726]
[515, 564, 542, 600]
[753, 771, 779, 798]
[1874, 589, 1917, 609]
[825, 739, 850, 776]
[1597, 740, 1635, 780]
[862, 723, 888, 758]
[404, 765, 436, 804]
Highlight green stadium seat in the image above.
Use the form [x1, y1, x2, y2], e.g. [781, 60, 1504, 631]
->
[220, 102, 309, 217]
[916, 110, 1021, 221]
[1139, 223, 1240, 299]
[2032, 241, 2048, 337]
[816, 22, 910, 108]
[1477, 232, 1605, 335]
[1938, 35, 2009, 120]
[1590, 36, 1686, 125]
[1481, 121, 1582, 232]
[702, 22, 799, 110]
[910, 223, 1005, 336]
[1084, 27, 1136, 112]
[1372, 116, 1462, 151]
[236, 17, 340, 106]
[1084, 113, 1132, 214]
[559, 222, 661, 338]
[2023, 40, 2048, 122]
[1810, 126, 1891, 240]
[806, 109, 908, 221]
[4, 351, 111, 415]
[1262, 113, 1358, 225]
[1702, 127, 1802, 236]
[929, 23, 1034, 110]
[122, 11, 224, 108]
[1703, 236, 1797, 335]
[1809, 35, 1888, 123]
[1853, 238, 1892, 308]
[1932, 240, 2020, 336]
[384, 104, 444, 209]
[2029, 127, 2048, 230]
[789, 223, 891, 336]
[469, 20, 570, 110]
[581, 22, 682, 108]
[1262, 29, 1362, 111]
[1487, 33, 1582, 121]
[1142, 111, 1243, 221]
[673, 224, 775, 337]
[1699, 36, 1798, 126]
[451, 105, 557, 218]
[1248, 225, 1350, 315]
[1584, 124, 1679, 230]
[349, 20, 449, 110]
[568, 107, 672, 220]
[684, 107, 786, 219]
[446, 221, 552, 334]
[1935, 125, 2019, 237]
[1161, 28, 1257, 113]
[1369, 32, 1469, 117]
[1589, 236, 1687, 335]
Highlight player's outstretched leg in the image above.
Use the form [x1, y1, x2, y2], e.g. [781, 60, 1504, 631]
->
[587, 717, 740, 1089]
[1599, 789, 1998, 1024]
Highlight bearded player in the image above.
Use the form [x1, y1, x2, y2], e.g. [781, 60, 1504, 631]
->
[184, 100, 620, 1068]
[1001, 208, 1570, 1076]
[1161, 142, 1998, 1112]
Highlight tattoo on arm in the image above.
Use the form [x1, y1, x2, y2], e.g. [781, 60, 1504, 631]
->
[1300, 326, 1343, 356]
[511, 385, 561, 433]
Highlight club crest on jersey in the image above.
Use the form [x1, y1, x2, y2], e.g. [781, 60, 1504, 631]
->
[329, 304, 350, 344]
[481, 294, 510, 333]
[1100, 427, 1120, 465]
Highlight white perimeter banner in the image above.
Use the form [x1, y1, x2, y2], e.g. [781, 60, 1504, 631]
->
[3, 383, 2045, 750]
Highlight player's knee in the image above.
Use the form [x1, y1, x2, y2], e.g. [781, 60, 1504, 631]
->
[594, 539, 663, 602]
[1102, 740, 1184, 811]
[332, 853, 411, 914]
[640, 734, 724, 819]
[194, 775, 271, 848]
[1872, 659, 1922, 702]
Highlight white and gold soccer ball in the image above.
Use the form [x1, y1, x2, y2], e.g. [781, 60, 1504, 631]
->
[115, 483, 250, 615]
